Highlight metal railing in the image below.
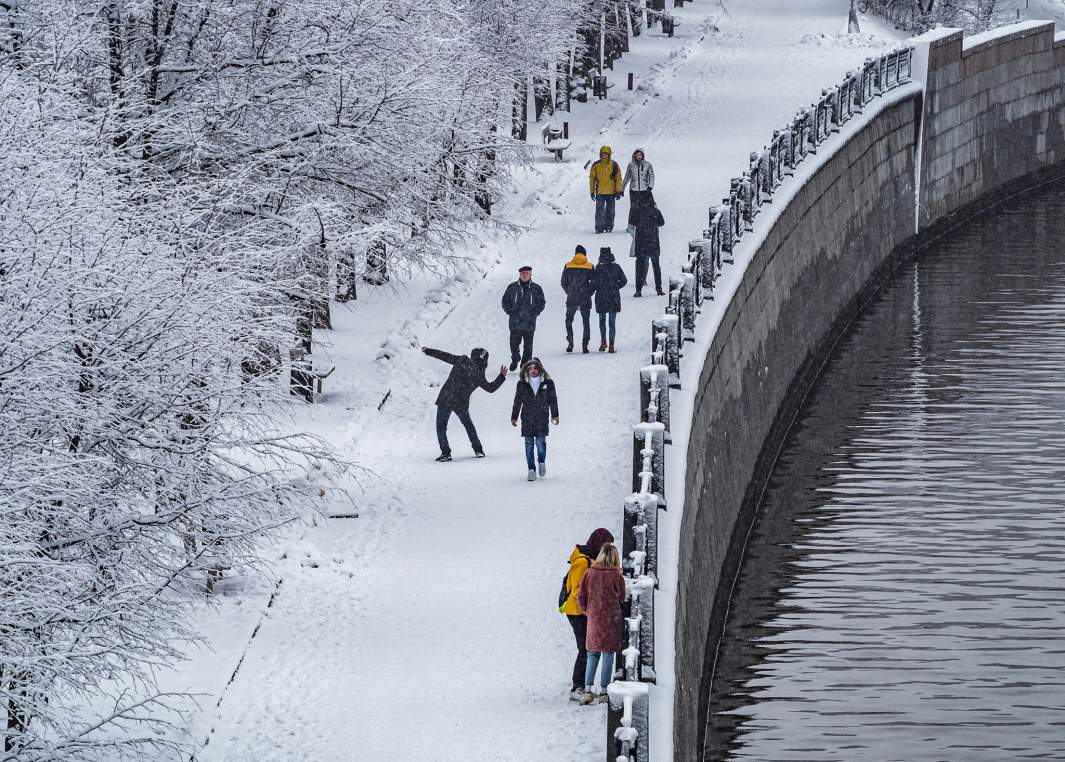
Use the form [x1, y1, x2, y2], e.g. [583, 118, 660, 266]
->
[604, 43, 913, 762]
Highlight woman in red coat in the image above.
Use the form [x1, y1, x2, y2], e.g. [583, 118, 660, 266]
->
[576, 543, 626, 704]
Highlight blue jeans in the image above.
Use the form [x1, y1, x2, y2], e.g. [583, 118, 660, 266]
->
[585, 650, 615, 690]
[524, 435, 546, 470]
[594, 195, 616, 232]
[436, 406, 481, 455]
[598, 312, 617, 344]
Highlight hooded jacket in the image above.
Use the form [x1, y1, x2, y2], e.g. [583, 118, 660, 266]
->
[628, 195, 665, 259]
[560, 252, 596, 309]
[622, 155, 655, 193]
[578, 562, 626, 652]
[501, 279, 547, 332]
[592, 250, 628, 314]
[510, 362, 559, 437]
[424, 347, 505, 411]
[589, 146, 623, 196]
[561, 529, 614, 616]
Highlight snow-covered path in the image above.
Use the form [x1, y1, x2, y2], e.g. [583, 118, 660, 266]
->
[182, 2, 907, 760]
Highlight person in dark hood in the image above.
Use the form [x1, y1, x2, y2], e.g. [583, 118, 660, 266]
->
[501, 266, 547, 371]
[421, 346, 508, 461]
[592, 247, 627, 353]
[629, 191, 665, 297]
[560, 245, 596, 353]
[559, 527, 615, 701]
[510, 357, 559, 481]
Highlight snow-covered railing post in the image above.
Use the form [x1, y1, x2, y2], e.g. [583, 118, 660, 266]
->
[631, 422, 665, 502]
[640, 363, 671, 436]
[607, 681, 650, 762]
[674, 273, 696, 342]
[652, 314, 680, 386]
[624, 492, 659, 578]
[899, 46, 912, 83]
[683, 244, 704, 307]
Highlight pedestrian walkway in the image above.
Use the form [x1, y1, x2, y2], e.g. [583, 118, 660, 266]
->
[178, 2, 907, 759]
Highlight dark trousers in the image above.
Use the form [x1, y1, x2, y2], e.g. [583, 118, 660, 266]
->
[565, 304, 591, 344]
[635, 254, 662, 291]
[436, 406, 481, 455]
[567, 614, 588, 691]
[594, 195, 616, 233]
[509, 329, 534, 366]
[598, 311, 617, 344]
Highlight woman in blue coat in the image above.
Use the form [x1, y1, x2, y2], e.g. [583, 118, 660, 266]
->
[510, 358, 559, 481]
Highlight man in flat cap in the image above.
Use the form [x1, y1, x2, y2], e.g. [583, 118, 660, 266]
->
[501, 266, 546, 371]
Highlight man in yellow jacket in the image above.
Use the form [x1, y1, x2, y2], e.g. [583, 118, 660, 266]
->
[589, 146, 623, 233]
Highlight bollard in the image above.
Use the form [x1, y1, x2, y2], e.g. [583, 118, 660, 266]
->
[563, 121, 569, 139]
[628, 72, 634, 90]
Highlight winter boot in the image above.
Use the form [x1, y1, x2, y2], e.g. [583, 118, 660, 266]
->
[634, 289, 642, 298]
[608, 344, 616, 353]
[579, 691, 595, 706]
[656, 287, 665, 296]
[581, 343, 589, 354]
[527, 469, 537, 482]
[599, 339, 608, 352]
[509, 359, 519, 372]
[435, 452, 452, 462]
[566, 336, 574, 353]
[538, 462, 546, 477]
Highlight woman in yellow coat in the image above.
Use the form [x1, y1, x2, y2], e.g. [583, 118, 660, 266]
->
[560, 527, 615, 700]
[589, 146, 623, 233]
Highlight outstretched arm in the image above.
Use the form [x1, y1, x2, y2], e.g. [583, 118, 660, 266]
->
[422, 347, 459, 365]
[482, 368, 507, 393]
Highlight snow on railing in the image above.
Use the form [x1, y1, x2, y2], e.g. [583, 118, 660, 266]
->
[605, 43, 914, 762]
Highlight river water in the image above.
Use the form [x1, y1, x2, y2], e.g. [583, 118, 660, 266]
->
[704, 180, 1065, 760]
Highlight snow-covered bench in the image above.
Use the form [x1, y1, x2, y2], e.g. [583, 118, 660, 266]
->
[289, 346, 336, 403]
[541, 123, 571, 161]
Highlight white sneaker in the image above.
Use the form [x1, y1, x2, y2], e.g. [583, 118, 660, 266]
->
[568, 689, 583, 703]
[527, 469, 537, 481]
[538, 462, 546, 477]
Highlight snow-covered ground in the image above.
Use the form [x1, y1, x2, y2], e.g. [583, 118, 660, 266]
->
[162, 2, 922, 760]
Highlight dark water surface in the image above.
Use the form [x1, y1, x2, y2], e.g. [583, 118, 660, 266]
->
[705, 180, 1065, 761]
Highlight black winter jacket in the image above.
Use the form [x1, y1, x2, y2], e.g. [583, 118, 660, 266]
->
[560, 265, 596, 309]
[501, 280, 547, 332]
[424, 348, 505, 411]
[629, 200, 664, 259]
[511, 377, 559, 437]
[592, 252, 628, 314]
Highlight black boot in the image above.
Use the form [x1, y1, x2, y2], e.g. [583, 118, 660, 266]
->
[435, 452, 452, 462]
[566, 337, 573, 353]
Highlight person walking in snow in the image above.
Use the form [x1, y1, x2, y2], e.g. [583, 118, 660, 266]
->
[421, 346, 508, 462]
[589, 146, 623, 234]
[592, 246, 627, 353]
[510, 357, 559, 481]
[622, 148, 655, 209]
[501, 266, 547, 372]
[629, 191, 665, 297]
[577, 542, 626, 705]
[560, 245, 596, 354]
[559, 528, 615, 702]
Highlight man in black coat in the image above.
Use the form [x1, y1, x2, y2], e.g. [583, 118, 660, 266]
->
[421, 346, 508, 461]
[560, 245, 596, 353]
[500, 265, 547, 371]
[629, 192, 665, 297]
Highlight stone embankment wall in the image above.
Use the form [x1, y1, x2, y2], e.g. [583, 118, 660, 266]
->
[673, 21, 1065, 762]
[920, 22, 1065, 235]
